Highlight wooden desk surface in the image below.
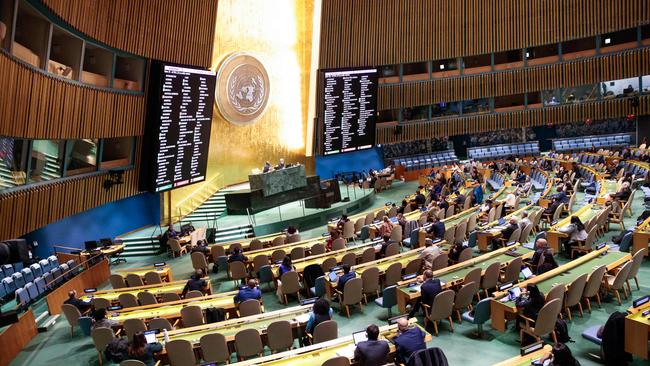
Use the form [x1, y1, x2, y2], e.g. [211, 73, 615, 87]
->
[80, 244, 125, 256]
[625, 301, 650, 360]
[633, 215, 650, 257]
[493, 345, 552, 366]
[79, 278, 211, 302]
[108, 291, 239, 323]
[227, 319, 431, 366]
[243, 237, 325, 260]
[114, 266, 172, 281]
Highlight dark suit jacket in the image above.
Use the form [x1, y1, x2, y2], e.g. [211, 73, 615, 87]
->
[421, 278, 443, 307]
[427, 222, 445, 239]
[500, 223, 519, 243]
[354, 340, 390, 366]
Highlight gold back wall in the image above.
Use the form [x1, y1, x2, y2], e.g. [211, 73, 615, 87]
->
[169, 0, 316, 218]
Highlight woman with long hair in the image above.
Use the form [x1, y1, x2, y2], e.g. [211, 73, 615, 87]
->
[126, 332, 162, 366]
[558, 216, 587, 257]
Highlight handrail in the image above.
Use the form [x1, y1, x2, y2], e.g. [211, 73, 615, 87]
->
[174, 173, 225, 222]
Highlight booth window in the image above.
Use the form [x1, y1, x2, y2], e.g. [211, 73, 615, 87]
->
[65, 139, 98, 177]
[30, 140, 64, 183]
[100, 137, 134, 170]
[0, 137, 28, 189]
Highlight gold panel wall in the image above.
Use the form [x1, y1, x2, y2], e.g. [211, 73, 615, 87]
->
[169, 0, 316, 218]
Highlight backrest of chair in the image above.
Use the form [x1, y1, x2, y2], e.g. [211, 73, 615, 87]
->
[322, 356, 351, 366]
[375, 210, 386, 221]
[384, 243, 400, 257]
[211, 245, 226, 260]
[628, 249, 645, 278]
[341, 252, 356, 267]
[390, 225, 403, 242]
[160, 292, 182, 302]
[519, 223, 533, 243]
[430, 290, 455, 320]
[290, 246, 305, 260]
[443, 226, 455, 243]
[149, 317, 173, 331]
[361, 267, 380, 294]
[332, 237, 347, 251]
[431, 252, 448, 271]
[286, 234, 302, 244]
[235, 328, 263, 357]
[167, 339, 196, 366]
[445, 205, 455, 218]
[487, 207, 496, 222]
[137, 291, 158, 305]
[91, 327, 115, 353]
[271, 249, 286, 263]
[253, 254, 270, 272]
[388, 206, 398, 218]
[545, 283, 566, 303]
[458, 247, 473, 263]
[552, 203, 563, 221]
[321, 257, 337, 272]
[404, 258, 422, 276]
[496, 203, 504, 219]
[311, 243, 326, 255]
[125, 273, 144, 287]
[185, 290, 203, 299]
[582, 265, 606, 298]
[313, 320, 338, 344]
[454, 221, 467, 244]
[454, 281, 478, 309]
[473, 297, 492, 323]
[360, 247, 376, 264]
[463, 267, 482, 285]
[181, 305, 204, 327]
[191, 252, 208, 270]
[267, 320, 293, 352]
[342, 277, 363, 305]
[118, 293, 139, 308]
[229, 261, 248, 280]
[272, 236, 285, 247]
[239, 299, 261, 317]
[481, 262, 501, 290]
[508, 227, 522, 243]
[230, 243, 243, 253]
[611, 260, 633, 289]
[533, 299, 562, 336]
[120, 360, 147, 366]
[200, 333, 230, 363]
[343, 221, 355, 239]
[467, 213, 478, 233]
[280, 271, 301, 294]
[565, 273, 588, 307]
[16, 288, 29, 305]
[247, 239, 262, 251]
[168, 239, 182, 252]
[144, 271, 162, 285]
[92, 297, 111, 310]
[384, 262, 403, 286]
[502, 257, 522, 284]
[364, 212, 375, 225]
[109, 274, 127, 289]
[123, 318, 147, 340]
[354, 217, 366, 232]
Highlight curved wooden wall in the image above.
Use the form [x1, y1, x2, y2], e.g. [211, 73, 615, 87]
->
[0, 142, 142, 239]
[0, 52, 145, 139]
[379, 49, 650, 110]
[319, 0, 650, 68]
[40, 0, 218, 68]
[376, 95, 650, 144]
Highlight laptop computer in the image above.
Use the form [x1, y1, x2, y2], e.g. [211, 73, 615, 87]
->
[352, 330, 368, 345]
[144, 330, 159, 344]
[508, 287, 522, 301]
[328, 271, 338, 282]
[520, 267, 534, 279]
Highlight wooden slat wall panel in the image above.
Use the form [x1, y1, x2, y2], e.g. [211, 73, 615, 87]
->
[0, 140, 143, 239]
[41, 0, 218, 68]
[378, 49, 650, 110]
[376, 95, 650, 145]
[0, 52, 145, 139]
[319, 0, 650, 69]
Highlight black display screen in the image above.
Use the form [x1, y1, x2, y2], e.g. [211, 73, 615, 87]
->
[140, 61, 216, 193]
[322, 68, 378, 155]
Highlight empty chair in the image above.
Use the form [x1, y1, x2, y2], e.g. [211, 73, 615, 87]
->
[463, 267, 482, 288]
[424, 290, 455, 336]
[375, 285, 398, 317]
[338, 277, 363, 318]
[238, 299, 262, 317]
[16, 288, 30, 305]
[34, 276, 47, 295]
[143, 271, 163, 285]
[235, 328, 263, 360]
[123, 318, 147, 341]
[321, 257, 338, 273]
[11, 273, 25, 288]
[431, 253, 448, 271]
[626, 249, 645, 292]
[125, 273, 144, 287]
[390, 225, 403, 244]
[342, 221, 356, 243]
[181, 305, 205, 327]
[191, 252, 209, 273]
[48, 255, 59, 268]
[310, 243, 326, 255]
[443, 226, 455, 244]
[545, 283, 566, 304]
[480, 262, 501, 298]
[271, 249, 286, 263]
[286, 234, 301, 244]
[462, 297, 492, 337]
[312, 319, 338, 344]
[501, 257, 522, 284]
[166, 339, 197, 366]
[160, 292, 182, 303]
[229, 261, 248, 287]
[290, 246, 305, 260]
[61, 303, 82, 336]
[384, 262, 402, 287]
[457, 247, 473, 263]
[360, 247, 376, 264]
[200, 333, 230, 363]
[271, 236, 285, 247]
[341, 252, 357, 267]
[168, 238, 187, 257]
[520, 298, 563, 344]
[25, 282, 39, 301]
[322, 357, 350, 366]
[603, 260, 632, 305]
[211, 245, 226, 266]
[453, 281, 478, 323]
[38, 259, 51, 273]
[149, 317, 174, 331]
[361, 267, 380, 303]
[91, 327, 116, 365]
[384, 243, 400, 257]
[109, 274, 127, 289]
[331, 237, 346, 251]
[258, 265, 275, 290]
[404, 258, 422, 276]
[267, 320, 294, 352]
[21, 268, 34, 283]
[280, 271, 302, 304]
[564, 273, 588, 320]
[252, 254, 270, 274]
[185, 290, 203, 299]
[118, 293, 139, 308]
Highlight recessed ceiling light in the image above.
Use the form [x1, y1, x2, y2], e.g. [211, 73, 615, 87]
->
[439, 64, 445, 70]
[604, 38, 611, 44]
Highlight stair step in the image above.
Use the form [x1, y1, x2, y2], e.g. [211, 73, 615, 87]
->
[121, 250, 159, 257]
[214, 232, 252, 242]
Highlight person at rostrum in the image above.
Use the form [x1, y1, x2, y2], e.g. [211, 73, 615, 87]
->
[234, 279, 262, 303]
[354, 324, 390, 366]
[64, 290, 92, 313]
[181, 269, 208, 297]
[407, 269, 442, 318]
[392, 317, 427, 365]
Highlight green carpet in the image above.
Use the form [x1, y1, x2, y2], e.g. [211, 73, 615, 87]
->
[8, 180, 650, 366]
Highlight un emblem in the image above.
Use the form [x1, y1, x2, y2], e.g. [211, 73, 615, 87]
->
[215, 53, 270, 125]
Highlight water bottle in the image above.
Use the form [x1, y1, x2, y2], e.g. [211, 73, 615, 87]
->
[163, 329, 170, 343]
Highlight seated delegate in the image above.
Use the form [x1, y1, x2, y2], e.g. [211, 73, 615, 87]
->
[392, 318, 427, 364]
[354, 324, 389, 366]
[234, 279, 262, 303]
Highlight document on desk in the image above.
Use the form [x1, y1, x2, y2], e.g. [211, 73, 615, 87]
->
[294, 313, 310, 323]
[336, 344, 356, 359]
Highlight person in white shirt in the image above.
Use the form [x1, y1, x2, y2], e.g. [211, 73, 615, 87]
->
[504, 192, 517, 209]
[518, 211, 532, 231]
[418, 238, 441, 270]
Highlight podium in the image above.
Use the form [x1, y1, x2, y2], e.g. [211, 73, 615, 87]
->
[248, 165, 307, 196]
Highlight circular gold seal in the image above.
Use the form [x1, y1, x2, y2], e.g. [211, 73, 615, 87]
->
[215, 53, 270, 125]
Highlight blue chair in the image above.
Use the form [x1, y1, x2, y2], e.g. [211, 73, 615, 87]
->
[78, 316, 93, 336]
[12, 273, 25, 288]
[43, 271, 54, 286]
[39, 259, 51, 273]
[51, 268, 63, 285]
[310, 276, 326, 298]
[462, 297, 492, 337]
[35, 276, 47, 295]
[2, 277, 16, 295]
[21, 268, 34, 283]
[466, 231, 477, 248]
[30, 263, 43, 278]
[619, 232, 634, 252]
[2, 264, 13, 278]
[0, 281, 6, 300]
[13, 262, 23, 272]
[257, 265, 275, 291]
[15, 288, 30, 306]
[403, 228, 420, 248]
[66, 260, 76, 270]
[216, 256, 229, 276]
[48, 255, 59, 268]
[25, 282, 39, 301]
[581, 324, 603, 345]
[374, 285, 397, 318]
